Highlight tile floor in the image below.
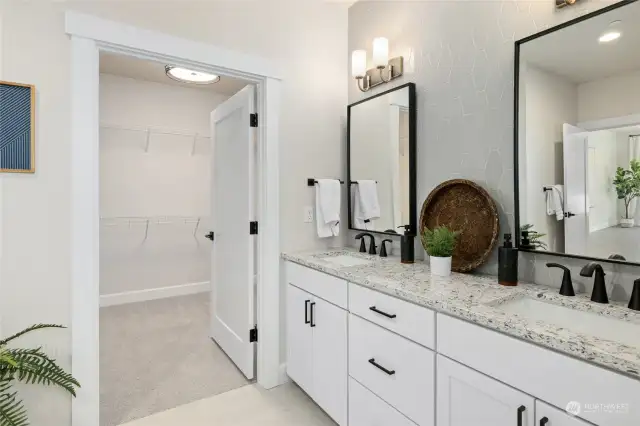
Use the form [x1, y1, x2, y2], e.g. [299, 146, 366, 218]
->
[119, 382, 337, 426]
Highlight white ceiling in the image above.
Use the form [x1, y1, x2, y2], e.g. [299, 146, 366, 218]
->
[521, 2, 640, 84]
[99, 52, 249, 96]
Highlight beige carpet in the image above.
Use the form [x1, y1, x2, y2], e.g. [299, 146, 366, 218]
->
[100, 293, 250, 426]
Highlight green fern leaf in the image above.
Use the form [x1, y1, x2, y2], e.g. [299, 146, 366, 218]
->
[3, 348, 79, 397]
[0, 325, 65, 347]
[0, 378, 28, 426]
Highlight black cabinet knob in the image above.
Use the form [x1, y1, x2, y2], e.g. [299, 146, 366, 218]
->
[205, 232, 214, 241]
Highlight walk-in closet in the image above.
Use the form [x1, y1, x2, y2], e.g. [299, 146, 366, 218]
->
[98, 52, 252, 426]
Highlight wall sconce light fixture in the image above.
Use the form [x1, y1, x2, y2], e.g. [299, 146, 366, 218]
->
[352, 37, 404, 92]
[556, 0, 580, 9]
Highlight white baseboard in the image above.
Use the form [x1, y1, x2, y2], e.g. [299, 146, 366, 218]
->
[100, 281, 210, 307]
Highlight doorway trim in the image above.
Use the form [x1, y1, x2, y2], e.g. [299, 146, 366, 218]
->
[67, 12, 282, 426]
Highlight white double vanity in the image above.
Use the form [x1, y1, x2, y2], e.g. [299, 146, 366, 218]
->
[283, 250, 640, 426]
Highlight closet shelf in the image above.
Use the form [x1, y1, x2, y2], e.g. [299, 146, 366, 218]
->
[100, 216, 204, 240]
[100, 123, 210, 154]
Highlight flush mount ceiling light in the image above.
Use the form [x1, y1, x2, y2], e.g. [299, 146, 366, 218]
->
[165, 65, 220, 84]
[599, 21, 623, 43]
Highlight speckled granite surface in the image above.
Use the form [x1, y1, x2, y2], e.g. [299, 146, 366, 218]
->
[282, 249, 640, 379]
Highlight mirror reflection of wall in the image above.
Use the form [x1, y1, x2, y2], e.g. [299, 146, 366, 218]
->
[518, 1, 640, 263]
[349, 85, 414, 234]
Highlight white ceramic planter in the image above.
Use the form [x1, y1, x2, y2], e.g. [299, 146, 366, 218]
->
[620, 218, 635, 228]
[430, 256, 452, 277]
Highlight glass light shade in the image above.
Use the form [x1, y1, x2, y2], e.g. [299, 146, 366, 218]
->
[165, 66, 220, 84]
[599, 31, 621, 43]
[599, 20, 623, 43]
[372, 37, 389, 68]
[351, 50, 367, 78]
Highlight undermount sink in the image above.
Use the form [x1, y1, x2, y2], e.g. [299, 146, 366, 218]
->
[494, 297, 640, 349]
[320, 254, 373, 268]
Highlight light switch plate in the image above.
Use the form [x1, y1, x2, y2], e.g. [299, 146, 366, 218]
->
[304, 206, 313, 223]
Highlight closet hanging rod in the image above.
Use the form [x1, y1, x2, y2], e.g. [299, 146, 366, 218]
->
[100, 122, 210, 139]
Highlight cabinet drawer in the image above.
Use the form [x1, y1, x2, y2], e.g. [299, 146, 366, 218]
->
[536, 400, 590, 426]
[285, 261, 347, 309]
[349, 283, 435, 349]
[349, 377, 417, 426]
[349, 314, 435, 426]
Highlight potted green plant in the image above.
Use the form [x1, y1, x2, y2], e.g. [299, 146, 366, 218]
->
[422, 226, 460, 276]
[0, 324, 80, 426]
[613, 159, 640, 228]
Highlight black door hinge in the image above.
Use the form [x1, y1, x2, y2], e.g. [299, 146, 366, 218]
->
[250, 113, 258, 127]
[249, 326, 258, 342]
[250, 221, 258, 235]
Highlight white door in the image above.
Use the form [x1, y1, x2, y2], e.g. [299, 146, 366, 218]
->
[563, 123, 589, 255]
[437, 355, 534, 426]
[311, 297, 348, 426]
[536, 400, 590, 426]
[286, 284, 314, 394]
[210, 85, 257, 380]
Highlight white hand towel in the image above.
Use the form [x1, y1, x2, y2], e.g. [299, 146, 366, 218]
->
[315, 179, 341, 238]
[355, 180, 380, 223]
[545, 184, 564, 221]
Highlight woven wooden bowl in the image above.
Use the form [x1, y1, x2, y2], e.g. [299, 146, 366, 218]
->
[420, 179, 499, 272]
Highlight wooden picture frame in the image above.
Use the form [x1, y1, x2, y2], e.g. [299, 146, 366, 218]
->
[0, 80, 35, 173]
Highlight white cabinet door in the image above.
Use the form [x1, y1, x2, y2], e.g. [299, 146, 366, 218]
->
[437, 355, 534, 426]
[349, 377, 417, 426]
[286, 284, 313, 394]
[536, 401, 590, 426]
[312, 297, 348, 426]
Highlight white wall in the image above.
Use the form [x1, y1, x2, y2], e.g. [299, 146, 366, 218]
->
[523, 64, 577, 252]
[586, 129, 618, 232]
[99, 74, 227, 296]
[578, 70, 640, 122]
[0, 1, 348, 424]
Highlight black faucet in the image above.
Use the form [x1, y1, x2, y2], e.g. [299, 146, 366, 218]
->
[380, 239, 393, 257]
[546, 263, 575, 296]
[355, 233, 376, 255]
[580, 262, 608, 304]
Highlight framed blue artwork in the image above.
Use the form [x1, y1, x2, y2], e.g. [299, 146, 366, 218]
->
[0, 81, 35, 173]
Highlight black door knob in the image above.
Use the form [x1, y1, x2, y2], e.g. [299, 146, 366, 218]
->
[205, 232, 214, 241]
[565, 212, 576, 218]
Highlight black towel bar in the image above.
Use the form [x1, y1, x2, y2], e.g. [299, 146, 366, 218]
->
[307, 178, 344, 187]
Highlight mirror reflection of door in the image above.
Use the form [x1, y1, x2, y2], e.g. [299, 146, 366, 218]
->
[517, 0, 640, 263]
[349, 84, 415, 234]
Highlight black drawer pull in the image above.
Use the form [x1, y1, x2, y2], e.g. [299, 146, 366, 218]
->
[517, 405, 526, 426]
[310, 302, 316, 327]
[369, 306, 397, 319]
[304, 300, 310, 324]
[540, 417, 548, 426]
[368, 358, 395, 375]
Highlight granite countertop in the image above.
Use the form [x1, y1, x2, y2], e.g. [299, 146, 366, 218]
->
[281, 248, 640, 380]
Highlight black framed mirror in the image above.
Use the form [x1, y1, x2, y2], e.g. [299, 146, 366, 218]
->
[514, 0, 640, 266]
[347, 83, 417, 236]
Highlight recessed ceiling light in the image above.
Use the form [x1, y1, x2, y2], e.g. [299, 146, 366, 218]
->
[599, 20, 622, 43]
[165, 65, 220, 84]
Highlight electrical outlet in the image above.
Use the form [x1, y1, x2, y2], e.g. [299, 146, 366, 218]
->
[304, 206, 314, 223]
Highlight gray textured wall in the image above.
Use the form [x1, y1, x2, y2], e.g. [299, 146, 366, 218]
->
[348, 0, 640, 301]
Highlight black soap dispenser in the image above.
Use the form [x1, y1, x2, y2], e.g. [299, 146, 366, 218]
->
[397, 225, 415, 264]
[498, 233, 518, 286]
